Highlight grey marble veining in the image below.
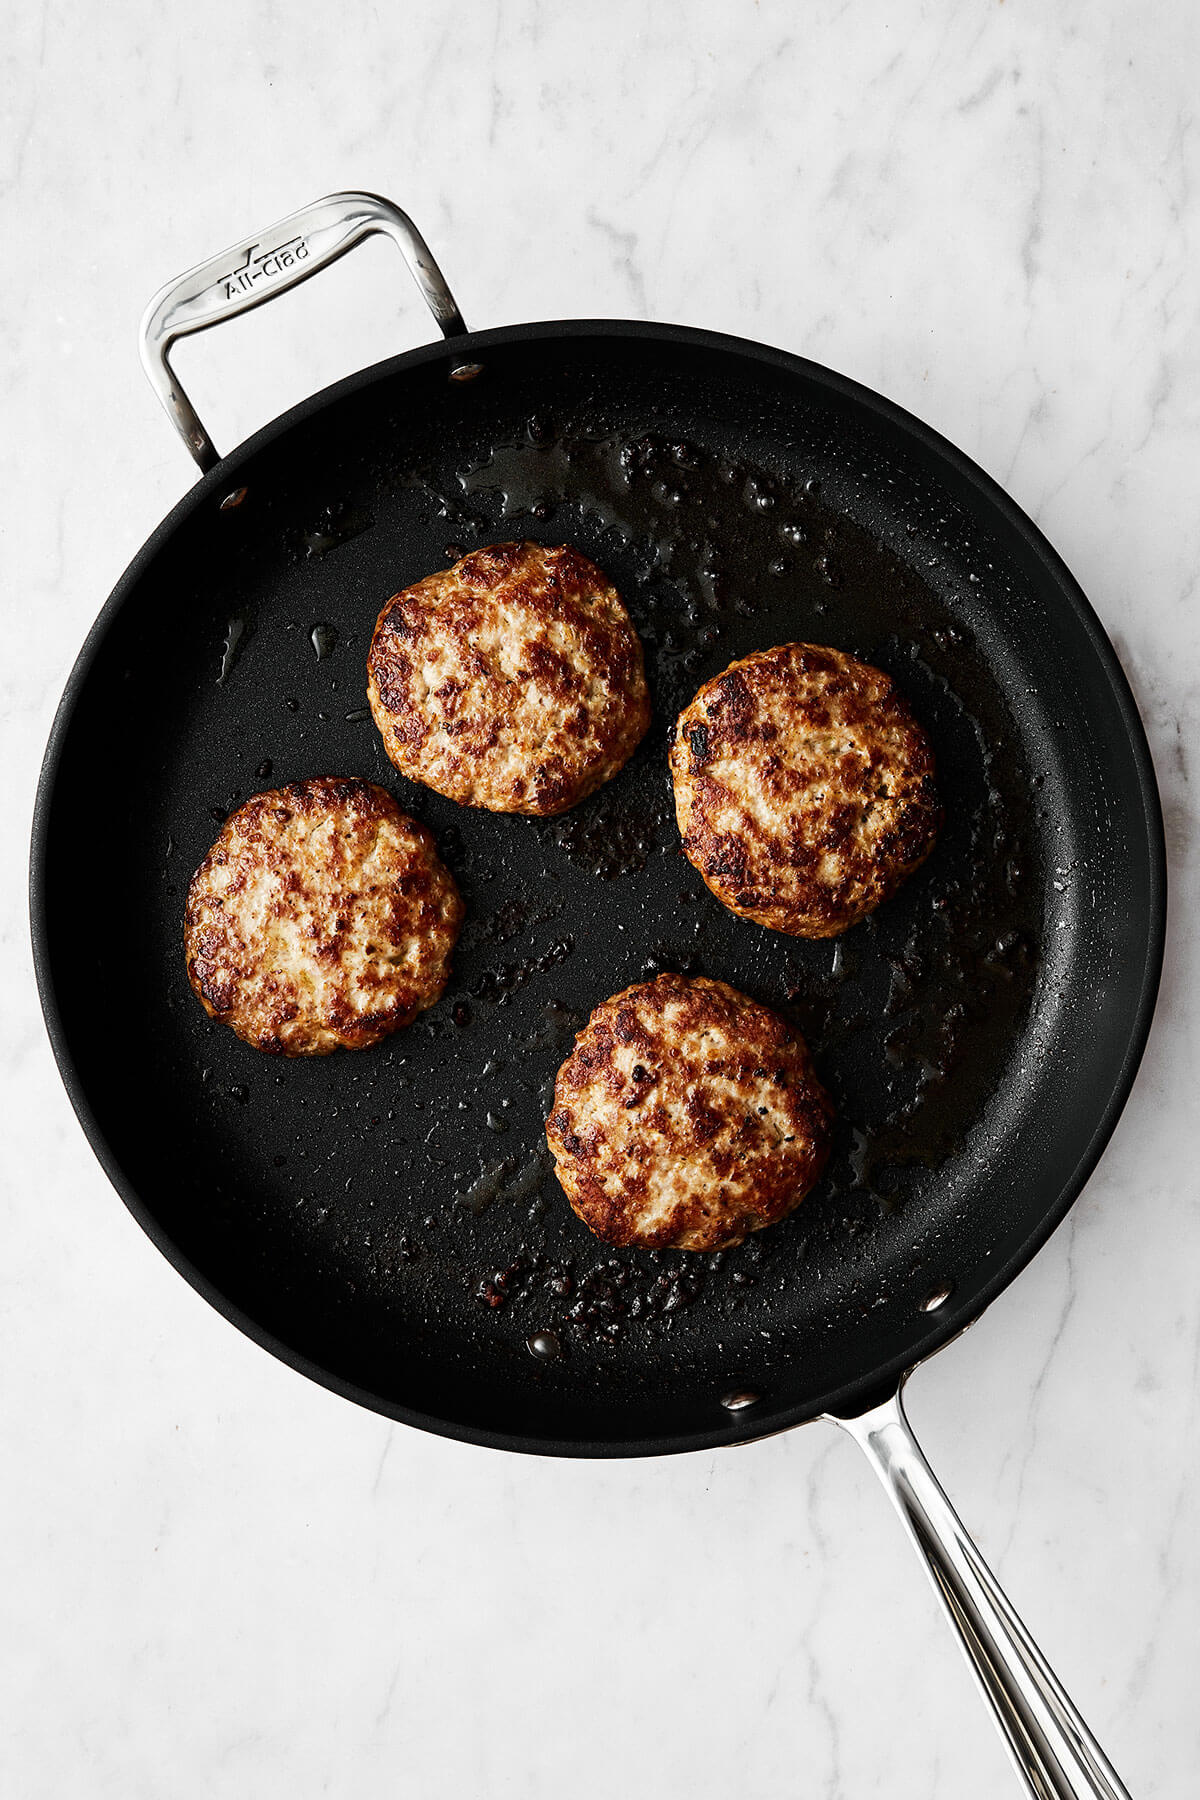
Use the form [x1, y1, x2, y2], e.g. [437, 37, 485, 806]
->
[3, 2, 1199, 1796]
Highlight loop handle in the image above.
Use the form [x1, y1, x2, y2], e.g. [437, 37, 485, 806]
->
[139, 190, 471, 472]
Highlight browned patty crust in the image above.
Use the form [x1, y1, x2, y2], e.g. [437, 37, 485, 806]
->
[366, 541, 650, 815]
[669, 642, 941, 937]
[184, 777, 462, 1055]
[546, 974, 833, 1252]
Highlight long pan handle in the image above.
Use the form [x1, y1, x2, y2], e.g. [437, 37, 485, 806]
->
[829, 1383, 1132, 1800]
[139, 190, 476, 474]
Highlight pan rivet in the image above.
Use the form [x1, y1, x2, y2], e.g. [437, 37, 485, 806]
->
[921, 1282, 955, 1312]
[721, 1389, 761, 1412]
[219, 486, 248, 511]
[449, 361, 484, 383]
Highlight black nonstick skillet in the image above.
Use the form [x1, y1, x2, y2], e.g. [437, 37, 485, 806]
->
[31, 193, 1163, 1799]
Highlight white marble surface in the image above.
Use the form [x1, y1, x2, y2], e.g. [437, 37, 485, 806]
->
[3, 3, 1198, 1795]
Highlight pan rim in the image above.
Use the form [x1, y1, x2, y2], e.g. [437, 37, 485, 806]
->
[29, 318, 1167, 1457]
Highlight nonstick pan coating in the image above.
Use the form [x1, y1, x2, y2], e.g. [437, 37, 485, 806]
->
[32, 323, 1164, 1455]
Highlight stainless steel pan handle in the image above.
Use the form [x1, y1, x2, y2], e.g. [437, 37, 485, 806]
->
[139, 190, 476, 474]
[829, 1382, 1132, 1800]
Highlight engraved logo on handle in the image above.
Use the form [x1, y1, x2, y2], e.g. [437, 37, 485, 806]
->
[214, 236, 310, 302]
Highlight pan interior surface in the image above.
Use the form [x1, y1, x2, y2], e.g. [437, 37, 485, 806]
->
[35, 327, 1162, 1453]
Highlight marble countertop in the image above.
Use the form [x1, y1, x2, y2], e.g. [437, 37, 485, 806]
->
[4, 3, 1197, 1795]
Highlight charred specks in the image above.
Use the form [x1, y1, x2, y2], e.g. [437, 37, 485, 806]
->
[546, 771, 673, 880]
[474, 1245, 708, 1342]
[471, 938, 574, 1005]
[686, 722, 710, 767]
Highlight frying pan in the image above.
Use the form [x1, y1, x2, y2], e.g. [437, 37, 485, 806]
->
[31, 193, 1164, 1799]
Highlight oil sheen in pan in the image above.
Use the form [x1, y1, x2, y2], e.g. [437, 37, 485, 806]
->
[164, 396, 1047, 1384]
[317, 413, 1043, 1351]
